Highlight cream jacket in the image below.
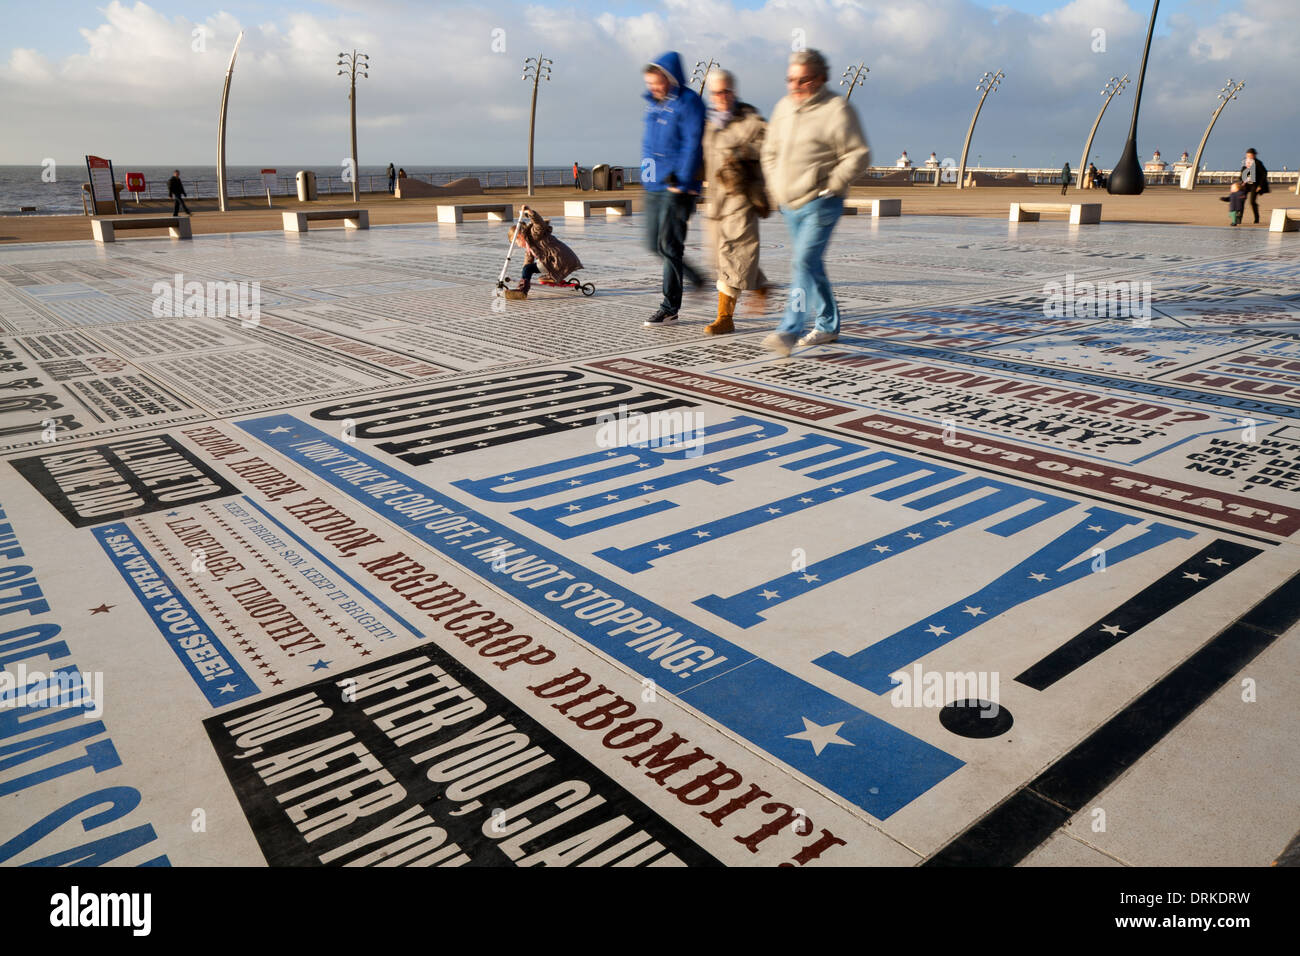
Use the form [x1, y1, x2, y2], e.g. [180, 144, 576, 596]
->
[760, 85, 870, 210]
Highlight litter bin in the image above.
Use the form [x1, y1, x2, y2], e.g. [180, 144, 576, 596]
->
[296, 170, 317, 202]
[576, 167, 593, 190]
[610, 167, 625, 190]
[592, 164, 611, 191]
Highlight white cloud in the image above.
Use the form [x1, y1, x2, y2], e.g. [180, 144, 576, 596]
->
[0, 0, 1293, 170]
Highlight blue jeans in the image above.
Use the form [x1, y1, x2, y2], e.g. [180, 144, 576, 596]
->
[644, 189, 703, 314]
[778, 194, 843, 336]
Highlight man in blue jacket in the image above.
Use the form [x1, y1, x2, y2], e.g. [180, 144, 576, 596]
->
[641, 51, 706, 326]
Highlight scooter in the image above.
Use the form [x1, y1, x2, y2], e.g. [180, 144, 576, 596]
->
[494, 207, 595, 297]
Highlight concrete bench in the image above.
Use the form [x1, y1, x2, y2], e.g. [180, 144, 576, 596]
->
[564, 198, 633, 218]
[91, 215, 191, 242]
[845, 198, 902, 217]
[281, 209, 368, 232]
[1009, 202, 1101, 224]
[437, 203, 513, 224]
[1269, 209, 1300, 233]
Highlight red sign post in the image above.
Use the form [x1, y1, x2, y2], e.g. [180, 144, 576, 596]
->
[125, 172, 146, 205]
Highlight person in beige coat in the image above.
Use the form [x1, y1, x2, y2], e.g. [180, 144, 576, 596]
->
[701, 69, 771, 335]
[759, 48, 870, 355]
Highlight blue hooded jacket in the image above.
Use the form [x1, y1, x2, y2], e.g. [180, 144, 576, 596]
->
[641, 51, 705, 194]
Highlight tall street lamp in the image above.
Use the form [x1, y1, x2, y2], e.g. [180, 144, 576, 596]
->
[217, 30, 245, 213]
[522, 54, 553, 197]
[956, 70, 1004, 190]
[839, 62, 869, 102]
[1184, 78, 1245, 190]
[691, 59, 720, 96]
[337, 50, 369, 203]
[1076, 74, 1128, 191]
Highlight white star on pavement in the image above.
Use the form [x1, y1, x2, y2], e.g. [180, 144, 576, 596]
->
[218, 683, 238, 694]
[935, 520, 953, 527]
[760, 589, 780, 600]
[653, 543, 672, 552]
[1183, 572, 1206, 582]
[1087, 525, 1108, 533]
[567, 479, 583, 486]
[766, 507, 782, 514]
[872, 545, 891, 554]
[799, 497, 814, 504]
[708, 467, 721, 473]
[1029, 572, 1050, 582]
[1205, 557, 1228, 567]
[640, 484, 655, 491]
[962, 606, 985, 617]
[266, 426, 291, 434]
[1099, 624, 1127, 637]
[925, 624, 949, 636]
[693, 530, 711, 538]
[786, 718, 855, 757]
[905, 532, 923, 540]
[566, 504, 582, 512]
[800, 573, 820, 583]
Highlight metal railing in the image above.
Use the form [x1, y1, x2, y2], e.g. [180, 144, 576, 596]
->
[110, 167, 621, 206]
[854, 165, 1300, 188]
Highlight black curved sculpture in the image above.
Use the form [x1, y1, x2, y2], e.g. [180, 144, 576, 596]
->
[1109, 0, 1160, 195]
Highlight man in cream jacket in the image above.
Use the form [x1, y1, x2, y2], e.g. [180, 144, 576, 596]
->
[760, 49, 870, 355]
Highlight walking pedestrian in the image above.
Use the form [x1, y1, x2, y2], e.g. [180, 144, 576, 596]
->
[1061, 161, 1071, 195]
[387, 163, 396, 194]
[641, 51, 707, 327]
[168, 170, 190, 215]
[1240, 148, 1270, 224]
[701, 69, 770, 335]
[759, 49, 870, 355]
[573, 161, 581, 189]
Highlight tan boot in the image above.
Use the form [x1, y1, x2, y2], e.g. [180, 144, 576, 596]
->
[706, 292, 735, 335]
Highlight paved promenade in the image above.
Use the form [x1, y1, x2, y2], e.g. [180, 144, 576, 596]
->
[0, 211, 1296, 867]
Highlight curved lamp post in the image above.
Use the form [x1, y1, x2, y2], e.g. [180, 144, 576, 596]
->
[522, 54, 553, 197]
[216, 30, 245, 213]
[1076, 74, 1128, 191]
[839, 62, 869, 103]
[337, 50, 369, 203]
[956, 70, 1004, 190]
[1183, 79, 1245, 190]
[1109, 0, 1159, 195]
[691, 59, 720, 96]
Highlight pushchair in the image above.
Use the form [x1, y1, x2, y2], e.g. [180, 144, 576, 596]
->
[495, 207, 595, 297]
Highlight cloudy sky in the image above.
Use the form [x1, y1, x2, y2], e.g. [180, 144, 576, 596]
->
[1, 0, 1292, 172]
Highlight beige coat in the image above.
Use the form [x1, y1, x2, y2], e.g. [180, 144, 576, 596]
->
[702, 102, 767, 291]
[761, 85, 870, 210]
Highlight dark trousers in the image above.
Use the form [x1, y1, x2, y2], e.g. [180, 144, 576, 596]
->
[171, 195, 189, 215]
[1244, 184, 1261, 223]
[644, 189, 702, 314]
[520, 262, 540, 291]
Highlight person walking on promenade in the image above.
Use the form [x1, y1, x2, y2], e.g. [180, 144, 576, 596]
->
[168, 170, 190, 215]
[1061, 161, 1071, 195]
[701, 69, 770, 335]
[573, 161, 581, 189]
[387, 163, 396, 194]
[641, 51, 707, 327]
[1240, 148, 1269, 224]
[759, 48, 870, 355]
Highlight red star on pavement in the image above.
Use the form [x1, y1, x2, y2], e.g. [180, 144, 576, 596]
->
[90, 604, 114, 614]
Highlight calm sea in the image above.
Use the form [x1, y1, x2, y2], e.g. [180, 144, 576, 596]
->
[0, 164, 633, 215]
